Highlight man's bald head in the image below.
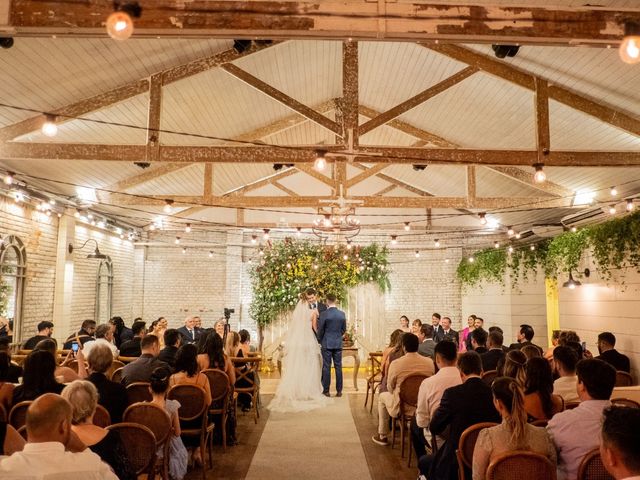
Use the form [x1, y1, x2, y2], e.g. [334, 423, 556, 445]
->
[26, 393, 72, 444]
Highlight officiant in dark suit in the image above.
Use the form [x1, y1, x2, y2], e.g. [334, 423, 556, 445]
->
[317, 293, 347, 397]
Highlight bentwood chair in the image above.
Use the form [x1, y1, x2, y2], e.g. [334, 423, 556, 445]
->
[396, 373, 428, 466]
[565, 401, 581, 410]
[486, 451, 556, 480]
[107, 360, 125, 380]
[232, 356, 261, 424]
[615, 371, 634, 387]
[456, 422, 498, 480]
[106, 422, 156, 479]
[126, 382, 152, 405]
[124, 402, 172, 480]
[481, 370, 498, 386]
[201, 368, 231, 452]
[364, 352, 383, 411]
[0, 404, 6, 422]
[577, 447, 615, 480]
[110, 366, 124, 383]
[168, 384, 214, 480]
[530, 419, 548, 428]
[8, 401, 32, 430]
[93, 404, 111, 428]
[611, 397, 640, 408]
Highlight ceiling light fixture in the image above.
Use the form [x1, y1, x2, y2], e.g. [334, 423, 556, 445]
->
[404, 222, 410, 231]
[515, 232, 521, 239]
[3, 172, 14, 185]
[610, 186, 618, 196]
[507, 226, 514, 236]
[263, 228, 270, 240]
[296, 226, 302, 237]
[494, 241, 500, 248]
[609, 205, 617, 215]
[314, 150, 327, 171]
[619, 21, 640, 64]
[434, 239, 440, 248]
[41, 114, 58, 137]
[533, 163, 546, 183]
[508, 245, 514, 254]
[571, 226, 578, 233]
[478, 213, 487, 225]
[185, 223, 191, 233]
[182, 247, 187, 254]
[251, 234, 257, 244]
[415, 250, 420, 258]
[209, 251, 213, 258]
[163, 199, 174, 214]
[627, 199, 634, 211]
[175, 236, 180, 245]
[492, 44, 520, 58]
[390, 235, 397, 245]
[106, 1, 142, 41]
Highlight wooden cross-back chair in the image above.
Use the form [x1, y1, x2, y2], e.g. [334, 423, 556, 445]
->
[124, 402, 172, 480]
[232, 356, 261, 424]
[364, 352, 383, 412]
[201, 368, 231, 452]
[456, 422, 499, 480]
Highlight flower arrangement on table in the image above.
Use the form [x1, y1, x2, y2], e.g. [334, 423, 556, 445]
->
[342, 323, 357, 347]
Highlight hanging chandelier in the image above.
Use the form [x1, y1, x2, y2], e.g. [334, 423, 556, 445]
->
[312, 205, 361, 240]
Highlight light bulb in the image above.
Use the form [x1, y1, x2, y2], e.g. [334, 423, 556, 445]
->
[404, 222, 410, 231]
[175, 237, 180, 245]
[182, 247, 187, 254]
[508, 246, 514, 254]
[434, 239, 440, 248]
[149, 224, 156, 231]
[346, 240, 352, 250]
[209, 251, 213, 258]
[3, 172, 13, 185]
[479, 213, 487, 225]
[74, 210, 80, 218]
[507, 226, 514, 236]
[185, 223, 191, 233]
[445, 259, 450, 264]
[619, 23, 640, 64]
[468, 257, 474, 263]
[494, 241, 500, 249]
[163, 200, 173, 214]
[627, 199, 634, 211]
[568, 281, 576, 290]
[530, 245, 536, 251]
[120, 234, 125, 239]
[251, 234, 257, 244]
[314, 150, 327, 171]
[343, 254, 348, 261]
[610, 186, 618, 196]
[391, 235, 397, 245]
[415, 250, 420, 258]
[515, 232, 521, 239]
[609, 205, 617, 215]
[106, 10, 134, 41]
[571, 226, 577, 233]
[97, 220, 105, 229]
[534, 164, 546, 183]
[41, 115, 58, 137]
[296, 227, 301, 237]
[259, 248, 264, 256]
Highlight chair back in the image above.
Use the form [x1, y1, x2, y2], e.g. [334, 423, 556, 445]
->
[167, 384, 208, 421]
[124, 402, 172, 447]
[93, 404, 111, 428]
[457, 422, 498, 470]
[110, 366, 124, 383]
[530, 419, 548, 428]
[487, 451, 556, 480]
[399, 373, 427, 409]
[481, 370, 498, 386]
[126, 382, 152, 405]
[577, 447, 614, 480]
[106, 422, 156, 476]
[369, 352, 383, 376]
[201, 369, 231, 406]
[565, 401, 580, 410]
[615, 371, 633, 387]
[66, 359, 80, 373]
[8, 401, 32, 430]
[107, 360, 125, 380]
[611, 397, 640, 408]
[0, 403, 6, 422]
[232, 357, 261, 393]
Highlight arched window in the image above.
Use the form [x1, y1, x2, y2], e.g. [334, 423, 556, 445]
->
[0, 235, 27, 342]
[95, 256, 113, 324]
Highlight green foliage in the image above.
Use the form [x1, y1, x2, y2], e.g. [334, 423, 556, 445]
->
[0, 281, 10, 317]
[456, 211, 640, 287]
[249, 239, 390, 327]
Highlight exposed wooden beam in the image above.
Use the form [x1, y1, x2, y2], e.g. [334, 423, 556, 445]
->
[373, 184, 397, 196]
[203, 164, 213, 199]
[174, 206, 210, 219]
[10, 1, 640, 46]
[104, 163, 191, 192]
[294, 164, 335, 186]
[146, 74, 162, 163]
[334, 161, 347, 194]
[273, 181, 299, 197]
[359, 66, 477, 135]
[342, 41, 359, 148]
[346, 164, 388, 188]
[466, 165, 476, 207]
[426, 44, 640, 138]
[488, 166, 574, 198]
[225, 168, 298, 196]
[221, 63, 342, 136]
[535, 78, 550, 163]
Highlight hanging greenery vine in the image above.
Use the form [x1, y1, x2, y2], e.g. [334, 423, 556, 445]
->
[457, 211, 640, 287]
[249, 239, 390, 327]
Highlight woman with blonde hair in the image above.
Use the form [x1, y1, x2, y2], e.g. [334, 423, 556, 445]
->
[472, 377, 556, 480]
[497, 350, 527, 387]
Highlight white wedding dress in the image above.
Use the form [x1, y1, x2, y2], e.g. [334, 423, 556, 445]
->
[268, 299, 331, 413]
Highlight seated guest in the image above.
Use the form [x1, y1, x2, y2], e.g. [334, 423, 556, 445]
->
[431, 313, 443, 341]
[481, 331, 505, 372]
[22, 321, 54, 350]
[177, 316, 199, 344]
[470, 328, 488, 354]
[497, 349, 527, 387]
[544, 329, 561, 361]
[522, 344, 543, 360]
[35, 338, 87, 382]
[472, 377, 556, 480]
[82, 324, 119, 359]
[0, 316, 12, 342]
[411, 341, 462, 461]
[547, 358, 617, 480]
[110, 316, 133, 348]
[524, 357, 563, 421]
[238, 329, 256, 356]
[0, 393, 118, 479]
[159, 328, 182, 368]
[466, 317, 484, 352]
[558, 330, 580, 346]
[459, 315, 476, 353]
[399, 315, 411, 333]
[119, 320, 146, 357]
[0, 352, 15, 412]
[489, 326, 509, 352]
[0, 338, 21, 383]
[12, 350, 64, 405]
[435, 317, 459, 346]
[411, 318, 423, 335]
[234, 330, 256, 412]
[596, 332, 631, 373]
[86, 344, 127, 423]
[120, 334, 169, 386]
[378, 330, 405, 398]
[149, 317, 168, 348]
[372, 333, 435, 446]
[63, 319, 96, 349]
[553, 346, 580, 404]
[197, 332, 236, 385]
[0, 421, 24, 456]
[421, 351, 501, 480]
[381, 329, 403, 369]
[224, 331, 241, 358]
[214, 319, 226, 339]
[600, 406, 640, 480]
[417, 324, 436, 359]
[169, 344, 212, 406]
[61, 380, 135, 480]
[149, 367, 188, 478]
[508, 324, 543, 356]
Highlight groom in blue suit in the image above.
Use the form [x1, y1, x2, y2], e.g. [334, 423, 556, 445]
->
[317, 293, 347, 397]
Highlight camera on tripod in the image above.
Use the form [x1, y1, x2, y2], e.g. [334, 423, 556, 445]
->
[223, 307, 235, 321]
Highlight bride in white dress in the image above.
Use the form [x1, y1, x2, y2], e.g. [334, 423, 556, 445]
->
[268, 294, 331, 413]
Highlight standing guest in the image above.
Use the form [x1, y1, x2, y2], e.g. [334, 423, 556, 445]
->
[547, 359, 617, 480]
[22, 321, 54, 350]
[552, 346, 580, 404]
[524, 357, 564, 421]
[411, 341, 462, 461]
[481, 331, 505, 372]
[596, 332, 631, 373]
[509, 324, 544, 356]
[470, 328, 488, 354]
[378, 331, 405, 399]
[35, 338, 87, 382]
[149, 367, 188, 479]
[110, 316, 133, 348]
[12, 350, 64, 405]
[600, 407, 640, 480]
[0, 352, 15, 412]
[0, 338, 21, 383]
[544, 330, 561, 361]
[0, 394, 118, 479]
[420, 351, 501, 480]
[159, 328, 182, 368]
[238, 329, 255, 356]
[177, 316, 199, 344]
[169, 344, 212, 406]
[435, 317, 459, 347]
[417, 324, 436, 359]
[472, 377, 556, 480]
[372, 334, 434, 446]
[82, 324, 119, 359]
[497, 349, 527, 387]
[431, 313, 443, 342]
[63, 320, 96, 349]
[61, 380, 135, 480]
[120, 335, 169, 386]
[86, 344, 127, 423]
[119, 320, 146, 357]
[197, 332, 236, 385]
[411, 319, 423, 335]
[399, 315, 411, 333]
[459, 315, 477, 353]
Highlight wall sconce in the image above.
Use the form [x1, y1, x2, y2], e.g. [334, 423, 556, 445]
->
[68, 238, 108, 259]
[562, 268, 590, 289]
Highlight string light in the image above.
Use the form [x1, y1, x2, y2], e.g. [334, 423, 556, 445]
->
[106, 1, 141, 41]
[508, 245, 514, 254]
[390, 235, 397, 245]
[533, 163, 546, 183]
[571, 226, 577, 233]
[468, 256, 474, 263]
[182, 247, 187, 254]
[610, 186, 618, 196]
[434, 239, 440, 248]
[163, 199, 174, 214]
[296, 226, 301, 237]
[3, 172, 14, 185]
[342, 254, 348, 260]
[627, 199, 634, 211]
[507, 226, 514, 236]
[97, 220, 105, 229]
[41, 114, 58, 137]
[445, 259, 450, 264]
[251, 234, 257, 244]
[175, 236, 180, 245]
[415, 250, 420, 258]
[259, 247, 264, 256]
[209, 251, 213, 258]
[478, 213, 487, 225]
[609, 205, 617, 215]
[185, 223, 191, 233]
[263, 228, 270, 240]
[619, 21, 640, 64]
[346, 240, 352, 250]
[314, 150, 327, 171]
[494, 241, 500, 248]
[530, 245, 536, 251]
[515, 232, 521, 239]
[404, 222, 410, 231]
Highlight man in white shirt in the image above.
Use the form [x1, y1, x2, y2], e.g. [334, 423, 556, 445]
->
[600, 406, 640, 480]
[0, 393, 118, 479]
[81, 324, 119, 359]
[411, 339, 462, 460]
[547, 359, 617, 480]
[552, 345, 579, 404]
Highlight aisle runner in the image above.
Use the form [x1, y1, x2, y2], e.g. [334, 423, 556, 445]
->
[245, 395, 372, 480]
